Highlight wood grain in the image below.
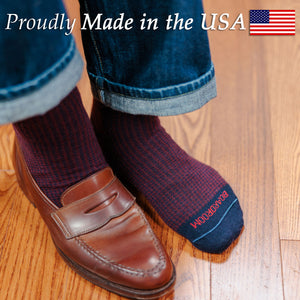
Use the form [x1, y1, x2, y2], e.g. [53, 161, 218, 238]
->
[160, 104, 212, 164]
[0, 171, 16, 260]
[0, 174, 70, 300]
[0, 125, 14, 171]
[281, 241, 300, 300]
[267, 0, 300, 240]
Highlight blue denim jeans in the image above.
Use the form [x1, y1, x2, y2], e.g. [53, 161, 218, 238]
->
[0, 0, 216, 124]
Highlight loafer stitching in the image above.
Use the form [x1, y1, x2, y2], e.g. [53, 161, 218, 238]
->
[72, 204, 167, 276]
[75, 236, 167, 277]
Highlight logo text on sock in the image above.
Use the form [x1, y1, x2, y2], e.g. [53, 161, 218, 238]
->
[190, 190, 229, 229]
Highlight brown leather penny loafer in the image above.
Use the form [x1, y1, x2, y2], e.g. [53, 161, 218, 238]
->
[13, 140, 175, 299]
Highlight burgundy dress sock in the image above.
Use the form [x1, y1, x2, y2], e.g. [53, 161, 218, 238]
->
[91, 100, 244, 253]
[13, 88, 108, 207]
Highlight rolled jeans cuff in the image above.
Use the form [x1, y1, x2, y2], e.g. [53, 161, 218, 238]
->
[92, 63, 217, 116]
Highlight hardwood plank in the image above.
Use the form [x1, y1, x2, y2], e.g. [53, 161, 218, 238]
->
[160, 104, 211, 164]
[0, 171, 16, 260]
[206, 2, 284, 299]
[64, 272, 123, 300]
[0, 179, 69, 300]
[267, 0, 300, 240]
[0, 125, 14, 171]
[281, 240, 300, 300]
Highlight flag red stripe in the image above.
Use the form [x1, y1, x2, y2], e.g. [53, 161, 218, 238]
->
[270, 13, 295, 15]
[270, 16, 295, 18]
[251, 25, 295, 27]
[250, 33, 295, 35]
[270, 17, 295, 19]
[250, 24, 295, 28]
[250, 32, 295, 33]
[270, 21, 296, 23]
[250, 29, 295, 31]
[250, 25, 295, 27]
[269, 17, 295, 21]
[269, 10, 295, 12]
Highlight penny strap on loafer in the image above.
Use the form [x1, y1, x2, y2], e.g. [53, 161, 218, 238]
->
[51, 174, 135, 239]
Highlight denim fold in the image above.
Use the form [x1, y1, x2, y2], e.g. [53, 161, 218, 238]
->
[91, 64, 216, 116]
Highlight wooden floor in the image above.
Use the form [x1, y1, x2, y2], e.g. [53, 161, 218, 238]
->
[0, 0, 299, 299]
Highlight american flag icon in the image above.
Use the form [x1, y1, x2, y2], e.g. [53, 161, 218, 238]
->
[250, 10, 295, 35]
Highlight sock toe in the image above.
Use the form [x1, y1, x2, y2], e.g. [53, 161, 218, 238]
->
[192, 201, 244, 254]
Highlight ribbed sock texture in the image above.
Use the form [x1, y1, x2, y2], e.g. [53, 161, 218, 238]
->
[92, 100, 244, 253]
[13, 88, 108, 207]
